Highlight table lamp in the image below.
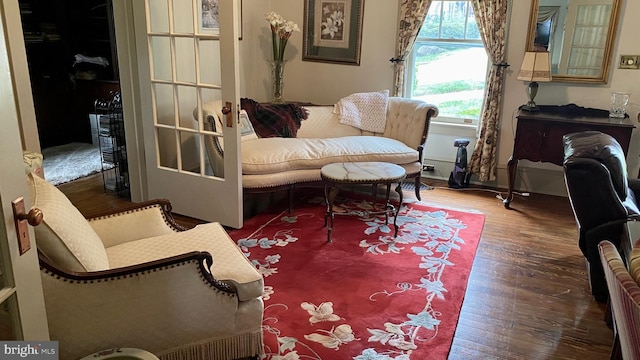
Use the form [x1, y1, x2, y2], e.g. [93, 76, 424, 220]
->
[517, 51, 551, 111]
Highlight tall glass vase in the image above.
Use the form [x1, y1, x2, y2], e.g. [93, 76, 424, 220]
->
[269, 60, 286, 104]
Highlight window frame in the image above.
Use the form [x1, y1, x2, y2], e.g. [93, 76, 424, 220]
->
[405, 0, 489, 127]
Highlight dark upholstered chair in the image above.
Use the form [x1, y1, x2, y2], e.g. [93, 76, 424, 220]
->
[563, 131, 640, 302]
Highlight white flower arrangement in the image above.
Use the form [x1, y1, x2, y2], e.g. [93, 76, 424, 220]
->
[265, 11, 300, 61]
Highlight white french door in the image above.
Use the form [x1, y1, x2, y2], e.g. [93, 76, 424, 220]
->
[133, 0, 243, 228]
[0, 0, 49, 339]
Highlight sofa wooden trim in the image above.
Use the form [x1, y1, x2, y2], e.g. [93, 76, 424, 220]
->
[39, 250, 236, 294]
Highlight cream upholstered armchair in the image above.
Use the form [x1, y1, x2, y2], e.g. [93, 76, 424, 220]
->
[26, 173, 264, 360]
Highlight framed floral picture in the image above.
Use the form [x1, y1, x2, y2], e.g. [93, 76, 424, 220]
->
[198, 0, 243, 39]
[302, 0, 365, 65]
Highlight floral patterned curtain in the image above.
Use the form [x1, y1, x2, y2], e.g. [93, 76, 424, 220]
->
[392, 0, 433, 96]
[468, 0, 509, 182]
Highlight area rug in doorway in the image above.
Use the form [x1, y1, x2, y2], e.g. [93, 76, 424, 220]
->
[228, 193, 485, 359]
[42, 142, 109, 185]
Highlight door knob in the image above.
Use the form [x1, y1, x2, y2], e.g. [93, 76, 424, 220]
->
[18, 208, 43, 226]
[11, 197, 41, 255]
[221, 101, 233, 127]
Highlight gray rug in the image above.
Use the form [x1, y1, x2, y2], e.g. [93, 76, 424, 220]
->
[42, 142, 110, 185]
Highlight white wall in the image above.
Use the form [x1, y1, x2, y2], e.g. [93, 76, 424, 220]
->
[240, 0, 396, 104]
[240, 0, 640, 196]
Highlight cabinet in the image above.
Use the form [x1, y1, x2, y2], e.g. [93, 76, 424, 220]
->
[95, 93, 129, 197]
[504, 104, 635, 208]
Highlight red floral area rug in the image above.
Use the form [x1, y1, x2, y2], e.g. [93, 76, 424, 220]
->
[228, 193, 485, 360]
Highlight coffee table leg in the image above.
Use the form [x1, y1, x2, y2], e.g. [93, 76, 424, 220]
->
[323, 183, 330, 228]
[324, 184, 339, 243]
[393, 182, 403, 238]
[384, 184, 392, 225]
[372, 183, 377, 208]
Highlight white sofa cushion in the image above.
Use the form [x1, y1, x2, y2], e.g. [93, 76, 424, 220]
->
[105, 222, 263, 301]
[28, 173, 110, 272]
[241, 136, 419, 175]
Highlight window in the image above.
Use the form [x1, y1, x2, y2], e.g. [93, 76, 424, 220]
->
[407, 1, 488, 126]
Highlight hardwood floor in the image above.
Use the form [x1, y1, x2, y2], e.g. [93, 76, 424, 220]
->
[420, 185, 612, 360]
[58, 173, 613, 359]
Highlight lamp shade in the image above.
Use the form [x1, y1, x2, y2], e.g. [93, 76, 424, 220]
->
[517, 52, 551, 82]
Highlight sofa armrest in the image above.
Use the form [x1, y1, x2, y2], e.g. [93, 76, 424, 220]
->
[384, 97, 438, 152]
[40, 250, 232, 291]
[40, 252, 263, 359]
[88, 199, 188, 248]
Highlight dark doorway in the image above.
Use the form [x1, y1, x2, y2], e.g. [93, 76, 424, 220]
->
[19, 0, 121, 149]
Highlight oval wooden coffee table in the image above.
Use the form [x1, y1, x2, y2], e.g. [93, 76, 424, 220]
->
[320, 162, 406, 242]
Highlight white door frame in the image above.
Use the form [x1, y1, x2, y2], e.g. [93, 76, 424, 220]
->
[0, 0, 49, 339]
[113, 0, 148, 203]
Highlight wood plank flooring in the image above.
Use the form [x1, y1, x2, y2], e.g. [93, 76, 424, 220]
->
[57, 173, 613, 359]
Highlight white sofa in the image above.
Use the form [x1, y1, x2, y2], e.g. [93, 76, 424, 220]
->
[201, 97, 438, 209]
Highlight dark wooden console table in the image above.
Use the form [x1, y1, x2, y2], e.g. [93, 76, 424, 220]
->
[504, 104, 635, 208]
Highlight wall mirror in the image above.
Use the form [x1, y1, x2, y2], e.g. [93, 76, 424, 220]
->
[525, 0, 622, 84]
